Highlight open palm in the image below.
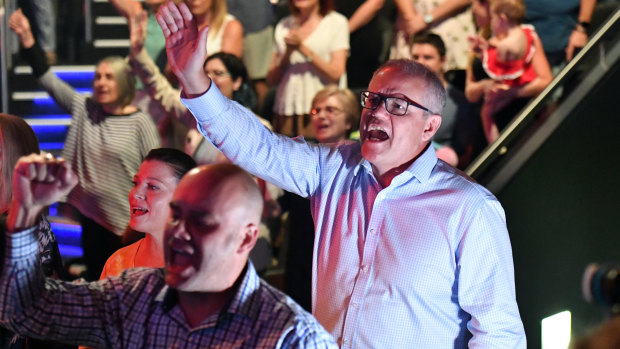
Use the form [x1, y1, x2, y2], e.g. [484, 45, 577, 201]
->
[156, 1, 210, 94]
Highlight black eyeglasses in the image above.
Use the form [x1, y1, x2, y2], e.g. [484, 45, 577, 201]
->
[310, 105, 343, 116]
[360, 90, 430, 116]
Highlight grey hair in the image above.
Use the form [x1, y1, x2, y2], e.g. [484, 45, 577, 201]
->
[373, 59, 446, 116]
[96, 56, 136, 107]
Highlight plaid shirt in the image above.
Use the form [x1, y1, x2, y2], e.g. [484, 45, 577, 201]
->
[0, 228, 337, 348]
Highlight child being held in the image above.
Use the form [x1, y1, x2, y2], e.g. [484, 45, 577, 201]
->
[469, 0, 538, 143]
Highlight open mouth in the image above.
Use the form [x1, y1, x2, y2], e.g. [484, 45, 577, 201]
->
[131, 207, 148, 216]
[366, 125, 389, 141]
[167, 240, 195, 274]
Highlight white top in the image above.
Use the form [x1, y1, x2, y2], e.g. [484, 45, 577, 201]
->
[207, 13, 236, 55]
[273, 11, 350, 116]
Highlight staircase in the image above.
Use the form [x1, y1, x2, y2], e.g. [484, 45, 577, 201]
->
[4, 0, 135, 262]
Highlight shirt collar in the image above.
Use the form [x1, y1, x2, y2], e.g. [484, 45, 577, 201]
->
[156, 262, 260, 320]
[354, 143, 437, 184]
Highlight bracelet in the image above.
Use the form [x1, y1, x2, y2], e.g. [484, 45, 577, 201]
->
[306, 51, 314, 63]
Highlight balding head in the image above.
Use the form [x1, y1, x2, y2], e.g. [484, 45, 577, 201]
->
[164, 163, 263, 293]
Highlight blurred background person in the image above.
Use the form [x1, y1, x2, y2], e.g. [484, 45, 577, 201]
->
[464, 0, 551, 152]
[0, 113, 66, 348]
[18, 0, 57, 64]
[333, 0, 393, 96]
[281, 85, 359, 311]
[227, 0, 276, 112]
[266, 0, 349, 138]
[523, 0, 597, 71]
[469, 0, 551, 144]
[10, 9, 160, 281]
[390, 0, 475, 75]
[411, 32, 474, 167]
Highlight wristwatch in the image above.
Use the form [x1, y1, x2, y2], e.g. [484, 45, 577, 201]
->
[576, 21, 590, 34]
[424, 14, 434, 25]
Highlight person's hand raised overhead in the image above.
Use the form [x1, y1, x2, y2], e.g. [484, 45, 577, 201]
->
[156, 1, 211, 96]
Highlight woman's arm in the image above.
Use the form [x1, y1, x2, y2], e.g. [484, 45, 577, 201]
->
[464, 52, 494, 103]
[348, 0, 385, 33]
[10, 9, 79, 112]
[108, 0, 143, 19]
[266, 48, 294, 87]
[129, 13, 195, 127]
[297, 45, 348, 84]
[566, 0, 596, 61]
[220, 18, 244, 58]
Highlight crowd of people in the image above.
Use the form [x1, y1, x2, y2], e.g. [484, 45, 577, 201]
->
[0, 0, 611, 347]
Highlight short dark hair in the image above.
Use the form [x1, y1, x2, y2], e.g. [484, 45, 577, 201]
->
[412, 32, 446, 59]
[144, 148, 197, 181]
[204, 52, 257, 110]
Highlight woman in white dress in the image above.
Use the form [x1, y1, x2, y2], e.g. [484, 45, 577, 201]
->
[266, 0, 349, 138]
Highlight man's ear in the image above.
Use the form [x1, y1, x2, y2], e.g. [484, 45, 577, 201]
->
[237, 223, 258, 254]
[422, 114, 442, 142]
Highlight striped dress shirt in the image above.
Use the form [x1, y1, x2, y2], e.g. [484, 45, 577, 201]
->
[0, 229, 337, 348]
[182, 85, 527, 348]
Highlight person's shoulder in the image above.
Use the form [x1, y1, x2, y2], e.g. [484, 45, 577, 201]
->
[325, 10, 349, 25]
[432, 160, 496, 201]
[256, 280, 336, 344]
[101, 241, 142, 279]
[113, 266, 165, 289]
[317, 140, 362, 170]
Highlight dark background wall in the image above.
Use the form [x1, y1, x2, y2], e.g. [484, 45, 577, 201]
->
[496, 62, 620, 348]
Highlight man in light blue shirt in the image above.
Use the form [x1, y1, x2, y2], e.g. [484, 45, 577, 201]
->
[157, 2, 527, 347]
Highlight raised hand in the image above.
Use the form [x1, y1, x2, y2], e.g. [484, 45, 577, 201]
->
[7, 153, 78, 232]
[156, 1, 211, 96]
[9, 8, 35, 49]
[129, 9, 148, 57]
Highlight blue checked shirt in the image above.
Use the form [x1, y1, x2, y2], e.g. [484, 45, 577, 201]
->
[0, 229, 337, 348]
[182, 85, 527, 348]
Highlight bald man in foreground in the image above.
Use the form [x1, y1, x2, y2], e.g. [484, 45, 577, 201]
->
[0, 153, 336, 348]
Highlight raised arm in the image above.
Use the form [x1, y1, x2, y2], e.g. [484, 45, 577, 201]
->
[348, 0, 385, 33]
[156, 1, 211, 96]
[9, 8, 82, 112]
[129, 10, 196, 126]
[108, 0, 143, 19]
[7, 153, 78, 232]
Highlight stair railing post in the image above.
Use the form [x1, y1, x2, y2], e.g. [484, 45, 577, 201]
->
[85, 0, 92, 43]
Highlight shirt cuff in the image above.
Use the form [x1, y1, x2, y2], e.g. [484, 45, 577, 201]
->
[6, 226, 39, 260]
[181, 83, 230, 124]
